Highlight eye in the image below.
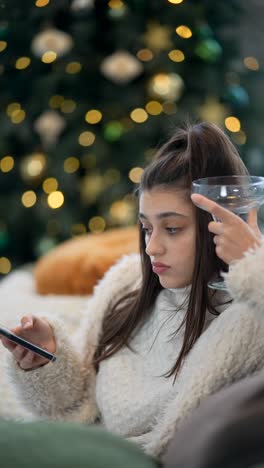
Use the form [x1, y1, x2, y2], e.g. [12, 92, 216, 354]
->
[141, 226, 152, 236]
[166, 227, 180, 234]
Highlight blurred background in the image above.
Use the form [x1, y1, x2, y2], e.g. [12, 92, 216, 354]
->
[0, 0, 264, 276]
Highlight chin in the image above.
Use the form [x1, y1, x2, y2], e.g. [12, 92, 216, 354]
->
[158, 277, 186, 289]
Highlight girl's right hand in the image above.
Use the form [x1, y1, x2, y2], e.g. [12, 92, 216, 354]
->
[0, 314, 56, 370]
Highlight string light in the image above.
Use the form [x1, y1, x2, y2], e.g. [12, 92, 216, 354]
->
[47, 191, 64, 209]
[0, 41, 7, 52]
[244, 56, 259, 71]
[88, 216, 106, 233]
[168, 49, 185, 62]
[61, 99, 76, 113]
[11, 109, 26, 124]
[175, 25, 192, 39]
[78, 131, 96, 147]
[65, 62, 82, 74]
[42, 51, 57, 63]
[136, 49, 154, 62]
[0, 257, 11, 274]
[21, 190, 37, 208]
[85, 110, 103, 124]
[15, 57, 31, 70]
[64, 157, 80, 173]
[128, 167, 143, 183]
[42, 178, 58, 194]
[225, 116, 241, 132]
[35, 0, 50, 6]
[168, 0, 184, 3]
[145, 101, 163, 115]
[108, 0, 124, 8]
[0, 156, 14, 172]
[130, 108, 148, 123]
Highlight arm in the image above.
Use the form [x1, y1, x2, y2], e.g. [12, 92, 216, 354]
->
[4, 253, 142, 422]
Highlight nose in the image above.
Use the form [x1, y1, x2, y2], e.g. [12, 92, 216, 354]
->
[145, 232, 165, 257]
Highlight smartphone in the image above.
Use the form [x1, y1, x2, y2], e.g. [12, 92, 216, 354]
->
[0, 326, 56, 362]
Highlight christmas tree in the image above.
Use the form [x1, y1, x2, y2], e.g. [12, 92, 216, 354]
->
[0, 0, 262, 275]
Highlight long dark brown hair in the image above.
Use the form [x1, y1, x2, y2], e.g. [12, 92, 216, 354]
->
[95, 122, 249, 378]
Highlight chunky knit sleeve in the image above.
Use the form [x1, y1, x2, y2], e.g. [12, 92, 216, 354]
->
[5, 254, 142, 422]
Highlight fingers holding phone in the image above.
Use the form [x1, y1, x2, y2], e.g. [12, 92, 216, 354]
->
[0, 315, 56, 370]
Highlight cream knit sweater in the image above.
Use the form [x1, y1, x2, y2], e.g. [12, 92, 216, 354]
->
[6, 244, 264, 459]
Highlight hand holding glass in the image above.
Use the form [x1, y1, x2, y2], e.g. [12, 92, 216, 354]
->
[191, 175, 264, 290]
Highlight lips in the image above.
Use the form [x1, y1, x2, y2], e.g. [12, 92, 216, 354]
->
[152, 262, 170, 274]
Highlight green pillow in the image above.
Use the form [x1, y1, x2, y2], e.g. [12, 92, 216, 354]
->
[0, 420, 159, 468]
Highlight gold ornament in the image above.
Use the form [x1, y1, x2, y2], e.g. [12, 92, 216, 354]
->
[100, 50, 143, 84]
[143, 22, 173, 52]
[148, 73, 184, 101]
[198, 96, 229, 125]
[20, 152, 47, 184]
[34, 110, 66, 146]
[31, 28, 73, 58]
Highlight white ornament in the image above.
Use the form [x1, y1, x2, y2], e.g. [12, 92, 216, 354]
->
[71, 0, 94, 10]
[34, 110, 66, 146]
[31, 28, 73, 58]
[100, 50, 143, 85]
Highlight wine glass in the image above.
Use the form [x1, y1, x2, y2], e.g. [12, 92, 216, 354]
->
[191, 175, 264, 290]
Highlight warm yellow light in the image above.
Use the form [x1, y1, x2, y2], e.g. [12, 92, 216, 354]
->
[108, 0, 124, 8]
[64, 157, 80, 173]
[175, 25, 192, 39]
[65, 61, 82, 74]
[136, 49, 154, 62]
[42, 51, 57, 63]
[110, 201, 131, 222]
[1, 156, 14, 173]
[88, 216, 106, 233]
[61, 99, 76, 113]
[47, 191, 64, 209]
[42, 177, 58, 194]
[225, 116, 241, 133]
[6, 102, 21, 116]
[129, 167, 144, 183]
[85, 109, 103, 124]
[15, 57, 31, 70]
[0, 257, 11, 274]
[49, 95, 64, 108]
[168, 0, 184, 3]
[145, 100, 163, 115]
[244, 56, 259, 71]
[11, 109, 26, 124]
[168, 49, 185, 62]
[21, 190, 37, 208]
[0, 41, 7, 52]
[25, 153, 46, 177]
[35, 0, 50, 6]
[71, 223, 86, 235]
[130, 108, 148, 123]
[78, 131, 96, 147]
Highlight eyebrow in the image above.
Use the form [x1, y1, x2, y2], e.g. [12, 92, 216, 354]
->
[138, 212, 187, 220]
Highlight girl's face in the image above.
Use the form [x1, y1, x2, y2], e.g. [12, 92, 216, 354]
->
[139, 187, 196, 288]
